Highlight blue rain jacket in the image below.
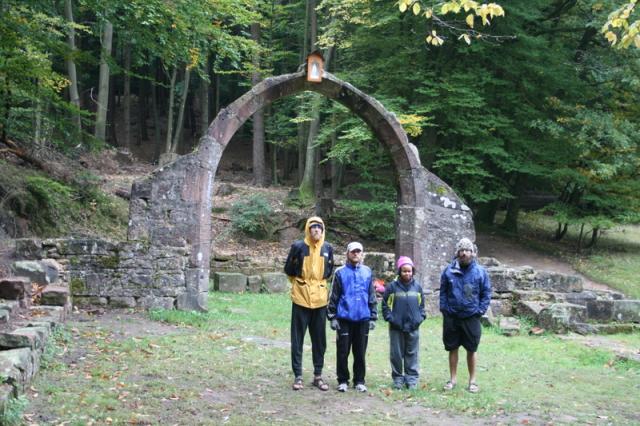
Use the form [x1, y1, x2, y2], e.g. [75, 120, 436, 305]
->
[439, 259, 492, 319]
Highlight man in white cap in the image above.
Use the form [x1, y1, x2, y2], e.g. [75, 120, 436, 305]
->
[439, 237, 492, 393]
[327, 241, 377, 393]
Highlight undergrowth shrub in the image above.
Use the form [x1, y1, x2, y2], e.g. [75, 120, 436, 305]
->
[332, 199, 396, 243]
[230, 194, 280, 239]
[25, 176, 76, 231]
[0, 395, 28, 426]
[0, 160, 127, 238]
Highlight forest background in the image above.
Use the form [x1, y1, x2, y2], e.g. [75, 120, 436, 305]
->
[1, 0, 639, 250]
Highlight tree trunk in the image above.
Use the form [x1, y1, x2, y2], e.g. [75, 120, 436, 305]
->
[585, 227, 599, 248]
[251, 22, 266, 187]
[299, 94, 322, 202]
[330, 115, 342, 198]
[163, 66, 178, 154]
[64, 0, 81, 134]
[94, 20, 113, 142]
[34, 86, 43, 146]
[502, 174, 525, 232]
[107, 73, 117, 146]
[199, 74, 209, 135]
[310, 0, 317, 51]
[555, 222, 568, 240]
[299, 0, 333, 203]
[1, 84, 9, 145]
[151, 63, 161, 161]
[299, 45, 333, 203]
[577, 222, 585, 253]
[272, 141, 278, 185]
[297, 0, 311, 184]
[214, 73, 220, 116]
[476, 201, 498, 226]
[138, 72, 148, 143]
[123, 43, 131, 150]
[169, 66, 191, 153]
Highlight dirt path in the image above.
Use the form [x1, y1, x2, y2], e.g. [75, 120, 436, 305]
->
[476, 231, 613, 292]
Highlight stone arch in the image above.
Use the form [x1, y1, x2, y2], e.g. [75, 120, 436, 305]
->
[128, 71, 473, 311]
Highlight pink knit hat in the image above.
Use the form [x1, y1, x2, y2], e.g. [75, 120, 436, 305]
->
[396, 256, 414, 271]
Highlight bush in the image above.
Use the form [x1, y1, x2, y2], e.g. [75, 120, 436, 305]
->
[0, 395, 28, 426]
[230, 194, 280, 239]
[332, 199, 396, 243]
[24, 175, 77, 232]
[0, 161, 127, 238]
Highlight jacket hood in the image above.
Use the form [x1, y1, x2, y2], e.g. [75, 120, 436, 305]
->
[304, 216, 325, 247]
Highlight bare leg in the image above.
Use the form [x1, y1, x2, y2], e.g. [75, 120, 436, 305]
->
[448, 348, 459, 384]
[467, 350, 477, 384]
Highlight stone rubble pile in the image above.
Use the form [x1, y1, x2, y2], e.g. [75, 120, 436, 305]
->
[0, 260, 70, 416]
[479, 258, 640, 335]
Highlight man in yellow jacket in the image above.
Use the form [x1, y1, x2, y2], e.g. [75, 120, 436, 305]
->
[284, 216, 334, 391]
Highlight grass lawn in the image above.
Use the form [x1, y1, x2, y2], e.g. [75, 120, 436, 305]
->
[24, 292, 640, 425]
[512, 214, 640, 298]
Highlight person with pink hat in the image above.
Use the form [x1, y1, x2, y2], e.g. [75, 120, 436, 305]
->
[381, 256, 426, 390]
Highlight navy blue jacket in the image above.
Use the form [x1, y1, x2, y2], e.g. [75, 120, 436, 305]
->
[328, 263, 377, 322]
[439, 259, 492, 318]
[382, 278, 426, 332]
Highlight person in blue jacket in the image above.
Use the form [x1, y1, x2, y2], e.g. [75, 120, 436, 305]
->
[382, 256, 426, 390]
[440, 237, 492, 393]
[327, 242, 377, 393]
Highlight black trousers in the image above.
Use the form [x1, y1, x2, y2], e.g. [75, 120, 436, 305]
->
[291, 303, 327, 377]
[336, 319, 369, 385]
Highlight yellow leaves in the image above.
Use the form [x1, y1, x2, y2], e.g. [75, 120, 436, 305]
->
[466, 14, 474, 28]
[476, 3, 504, 26]
[601, 1, 639, 49]
[396, 0, 505, 46]
[187, 47, 200, 70]
[462, 0, 479, 12]
[605, 31, 618, 45]
[426, 30, 444, 46]
[398, 0, 411, 13]
[441, 1, 461, 15]
[459, 33, 472, 45]
[610, 18, 626, 28]
[398, 114, 426, 137]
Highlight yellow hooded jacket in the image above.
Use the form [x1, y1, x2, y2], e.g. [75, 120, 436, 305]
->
[283, 216, 334, 308]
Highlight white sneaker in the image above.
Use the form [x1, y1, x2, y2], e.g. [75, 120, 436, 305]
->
[355, 383, 367, 393]
[337, 383, 348, 392]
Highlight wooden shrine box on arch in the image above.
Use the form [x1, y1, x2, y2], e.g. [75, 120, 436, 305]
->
[306, 51, 324, 83]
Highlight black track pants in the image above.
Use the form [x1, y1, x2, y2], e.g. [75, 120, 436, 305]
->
[291, 303, 327, 378]
[335, 319, 369, 385]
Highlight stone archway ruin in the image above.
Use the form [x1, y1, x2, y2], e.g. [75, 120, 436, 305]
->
[127, 70, 474, 311]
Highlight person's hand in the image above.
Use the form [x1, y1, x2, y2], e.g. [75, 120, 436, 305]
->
[330, 319, 340, 331]
[369, 321, 376, 330]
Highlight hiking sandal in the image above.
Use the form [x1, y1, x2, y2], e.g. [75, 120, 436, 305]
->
[443, 380, 456, 391]
[467, 382, 479, 393]
[312, 377, 329, 391]
[292, 376, 304, 391]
